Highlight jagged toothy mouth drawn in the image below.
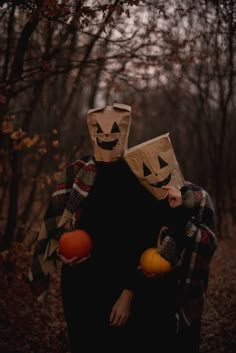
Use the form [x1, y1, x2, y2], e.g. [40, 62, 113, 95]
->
[96, 137, 119, 150]
[150, 173, 171, 188]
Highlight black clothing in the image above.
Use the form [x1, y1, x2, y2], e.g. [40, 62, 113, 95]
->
[61, 159, 146, 353]
[61, 159, 192, 353]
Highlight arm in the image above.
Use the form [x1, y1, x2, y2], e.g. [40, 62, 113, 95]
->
[178, 188, 217, 326]
[158, 184, 217, 263]
[171, 184, 217, 328]
[159, 184, 217, 329]
[109, 289, 134, 327]
[28, 164, 75, 301]
[28, 156, 97, 301]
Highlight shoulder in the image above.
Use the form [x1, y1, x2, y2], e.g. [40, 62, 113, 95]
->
[56, 156, 96, 185]
[181, 181, 213, 210]
[182, 181, 203, 192]
[66, 155, 96, 173]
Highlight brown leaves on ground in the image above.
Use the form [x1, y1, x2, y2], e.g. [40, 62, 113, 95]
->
[0, 238, 236, 353]
[201, 237, 236, 353]
[0, 244, 69, 353]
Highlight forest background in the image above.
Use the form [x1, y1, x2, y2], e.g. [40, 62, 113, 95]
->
[0, 1, 235, 352]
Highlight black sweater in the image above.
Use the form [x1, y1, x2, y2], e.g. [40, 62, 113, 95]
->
[71, 158, 190, 310]
[76, 159, 145, 294]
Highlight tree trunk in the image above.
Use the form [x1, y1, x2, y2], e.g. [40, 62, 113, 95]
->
[0, 151, 19, 250]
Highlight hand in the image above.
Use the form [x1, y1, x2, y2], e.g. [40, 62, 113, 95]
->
[109, 289, 133, 327]
[56, 248, 91, 265]
[137, 265, 166, 279]
[162, 185, 182, 208]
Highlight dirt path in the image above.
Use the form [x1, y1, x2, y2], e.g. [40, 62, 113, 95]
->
[201, 237, 236, 353]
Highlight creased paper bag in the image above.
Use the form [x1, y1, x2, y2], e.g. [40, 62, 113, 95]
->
[124, 132, 184, 200]
[87, 103, 131, 162]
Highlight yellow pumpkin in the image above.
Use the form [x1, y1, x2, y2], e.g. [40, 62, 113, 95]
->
[140, 248, 172, 274]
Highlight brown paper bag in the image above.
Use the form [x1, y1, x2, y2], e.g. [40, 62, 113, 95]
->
[124, 132, 185, 199]
[87, 103, 131, 162]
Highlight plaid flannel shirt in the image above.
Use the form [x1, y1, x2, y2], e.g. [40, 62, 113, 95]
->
[158, 183, 217, 329]
[28, 155, 97, 301]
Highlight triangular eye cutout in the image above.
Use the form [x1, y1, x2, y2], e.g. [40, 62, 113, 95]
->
[143, 163, 152, 177]
[97, 123, 103, 133]
[158, 156, 168, 169]
[111, 122, 120, 133]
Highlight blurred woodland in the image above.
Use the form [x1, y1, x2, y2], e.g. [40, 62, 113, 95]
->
[0, 1, 236, 352]
[0, 0, 236, 249]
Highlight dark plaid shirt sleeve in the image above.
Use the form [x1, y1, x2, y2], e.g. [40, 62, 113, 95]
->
[178, 184, 217, 328]
[158, 183, 217, 328]
[28, 163, 76, 300]
[28, 156, 96, 301]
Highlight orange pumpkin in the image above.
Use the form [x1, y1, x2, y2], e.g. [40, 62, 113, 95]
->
[59, 229, 93, 259]
[140, 248, 172, 274]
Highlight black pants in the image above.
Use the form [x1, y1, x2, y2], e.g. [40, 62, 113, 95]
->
[60, 263, 135, 353]
[130, 274, 178, 353]
[176, 320, 201, 353]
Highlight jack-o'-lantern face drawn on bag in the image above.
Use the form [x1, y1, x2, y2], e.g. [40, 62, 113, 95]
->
[124, 132, 185, 200]
[87, 103, 131, 162]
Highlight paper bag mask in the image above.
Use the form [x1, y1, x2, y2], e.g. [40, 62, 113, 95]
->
[124, 132, 185, 200]
[87, 103, 131, 162]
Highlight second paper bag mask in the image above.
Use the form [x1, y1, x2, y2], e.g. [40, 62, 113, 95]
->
[124, 132, 185, 200]
[87, 103, 131, 162]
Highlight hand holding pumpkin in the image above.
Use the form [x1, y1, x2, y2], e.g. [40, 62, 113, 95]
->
[137, 264, 167, 278]
[58, 229, 93, 265]
[57, 248, 91, 265]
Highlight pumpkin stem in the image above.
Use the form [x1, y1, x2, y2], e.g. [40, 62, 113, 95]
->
[157, 226, 168, 248]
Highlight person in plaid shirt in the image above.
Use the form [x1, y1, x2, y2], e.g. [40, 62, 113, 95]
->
[123, 135, 217, 353]
[29, 103, 147, 353]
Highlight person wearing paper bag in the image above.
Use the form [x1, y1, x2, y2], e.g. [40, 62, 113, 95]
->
[29, 104, 145, 353]
[124, 134, 217, 353]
